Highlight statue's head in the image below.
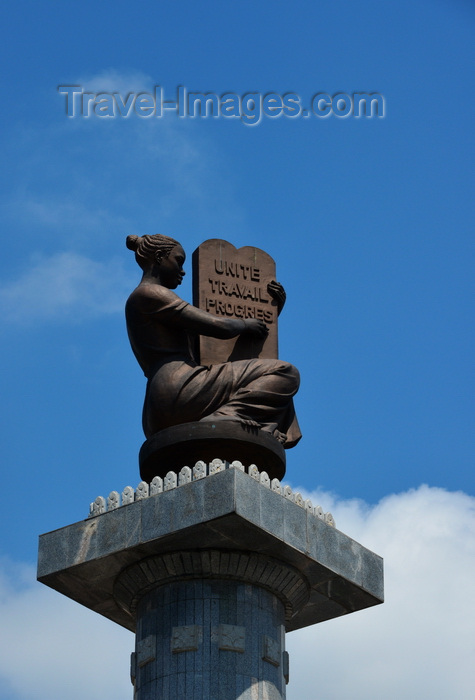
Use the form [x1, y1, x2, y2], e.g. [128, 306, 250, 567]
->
[126, 234, 185, 288]
[126, 233, 182, 268]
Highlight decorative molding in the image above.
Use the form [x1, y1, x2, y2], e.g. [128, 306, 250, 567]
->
[171, 625, 201, 653]
[164, 471, 177, 491]
[179, 466, 192, 485]
[192, 460, 207, 480]
[283, 650, 290, 684]
[248, 464, 260, 480]
[137, 634, 156, 666]
[122, 486, 134, 505]
[150, 476, 163, 495]
[260, 471, 270, 487]
[107, 491, 120, 510]
[283, 485, 294, 502]
[130, 652, 136, 686]
[135, 481, 149, 500]
[88, 459, 336, 527]
[90, 496, 106, 516]
[114, 550, 310, 623]
[218, 624, 245, 652]
[209, 458, 226, 474]
[262, 635, 280, 667]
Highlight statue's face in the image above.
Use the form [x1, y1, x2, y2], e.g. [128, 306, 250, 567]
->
[158, 245, 186, 288]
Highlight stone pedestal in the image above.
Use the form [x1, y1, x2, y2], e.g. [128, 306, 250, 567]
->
[139, 421, 286, 482]
[38, 462, 383, 700]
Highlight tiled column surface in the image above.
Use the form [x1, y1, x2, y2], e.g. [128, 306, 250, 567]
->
[115, 550, 306, 699]
[133, 580, 286, 700]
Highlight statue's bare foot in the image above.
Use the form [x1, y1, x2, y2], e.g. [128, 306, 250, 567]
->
[239, 418, 261, 430]
[272, 429, 287, 445]
[200, 414, 260, 429]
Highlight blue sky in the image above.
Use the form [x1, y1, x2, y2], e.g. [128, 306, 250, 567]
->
[0, 2, 474, 699]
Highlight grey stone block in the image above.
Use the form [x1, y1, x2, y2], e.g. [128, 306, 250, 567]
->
[233, 467, 260, 524]
[259, 485, 284, 539]
[38, 467, 383, 635]
[282, 494, 307, 553]
[200, 468, 236, 521]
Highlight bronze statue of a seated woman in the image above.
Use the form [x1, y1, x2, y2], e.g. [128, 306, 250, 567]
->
[125, 233, 301, 449]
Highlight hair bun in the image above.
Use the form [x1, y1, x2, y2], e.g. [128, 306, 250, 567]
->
[126, 234, 141, 251]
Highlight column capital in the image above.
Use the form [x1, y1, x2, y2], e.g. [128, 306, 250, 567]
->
[114, 549, 310, 621]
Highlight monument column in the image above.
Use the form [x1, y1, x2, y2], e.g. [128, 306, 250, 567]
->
[116, 550, 305, 699]
[38, 464, 384, 700]
[38, 236, 384, 700]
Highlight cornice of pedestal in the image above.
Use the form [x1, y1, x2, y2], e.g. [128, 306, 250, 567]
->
[38, 465, 383, 634]
[88, 457, 336, 527]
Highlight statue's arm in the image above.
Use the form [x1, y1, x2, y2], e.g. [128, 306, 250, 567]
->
[175, 303, 268, 340]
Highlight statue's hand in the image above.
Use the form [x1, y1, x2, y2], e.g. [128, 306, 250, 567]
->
[267, 280, 286, 315]
[243, 319, 269, 338]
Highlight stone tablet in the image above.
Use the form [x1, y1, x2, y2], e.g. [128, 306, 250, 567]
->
[192, 239, 279, 365]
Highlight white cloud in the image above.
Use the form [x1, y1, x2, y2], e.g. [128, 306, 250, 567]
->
[286, 484, 475, 699]
[0, 559, 131, 700]
[0, 252, 134, 324]
[2, 485, 473, 700]
[76, 68, 154, 95]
